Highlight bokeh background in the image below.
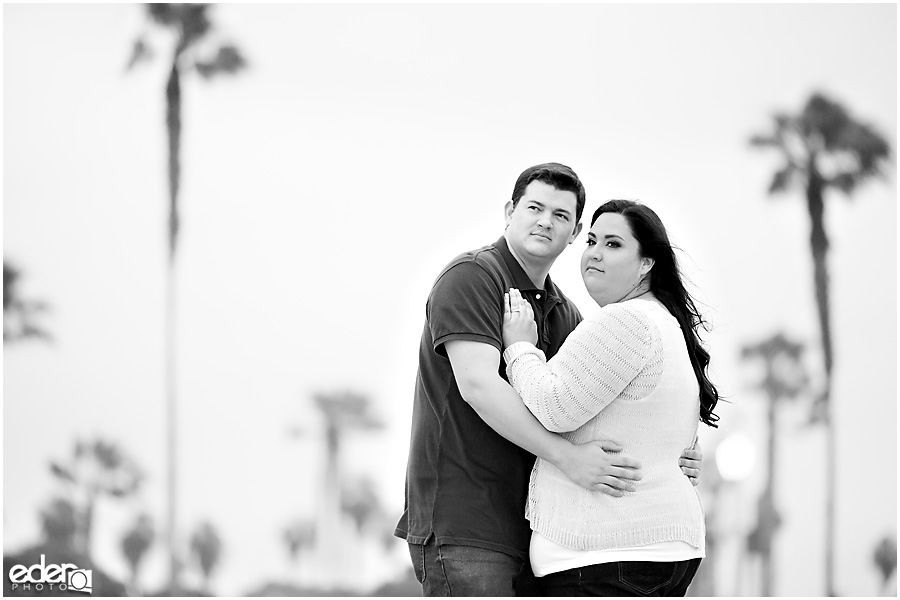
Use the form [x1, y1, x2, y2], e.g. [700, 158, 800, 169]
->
[3, 3, 896, 597]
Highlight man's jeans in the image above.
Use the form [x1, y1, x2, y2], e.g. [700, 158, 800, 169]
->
[539, 559, 702, 597]
[408, 540, 538, 596]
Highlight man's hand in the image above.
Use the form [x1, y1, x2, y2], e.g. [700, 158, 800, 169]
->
[556, 439, 642, 496]
[679, 441, 703, 486]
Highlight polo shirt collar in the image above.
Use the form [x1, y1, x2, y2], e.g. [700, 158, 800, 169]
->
[492, 237, 564, 304]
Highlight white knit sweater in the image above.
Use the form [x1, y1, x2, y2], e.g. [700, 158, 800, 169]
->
[503, 297, 704, 551]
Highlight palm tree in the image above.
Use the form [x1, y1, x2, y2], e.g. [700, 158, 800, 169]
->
[283, 519, 316, 564]
[341, 476, 396, 551]
[126, 4, 246, 593]
[750, 92, 891, 595]
[874, 536, 898, 596]
[311, 390, 383, 586]
[189, 521, 222, 595]
[3, 261, 51, 343]
[121, 514, 155, 595]
[3, 497, 128, 597]
[742, 332, 809, 596]
[39, 497, 81, 552]
[49, 438, 143, 559]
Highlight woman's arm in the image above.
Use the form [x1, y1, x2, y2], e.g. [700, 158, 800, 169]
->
[446, 339, 642, 495]
[502, 289, 653, 432]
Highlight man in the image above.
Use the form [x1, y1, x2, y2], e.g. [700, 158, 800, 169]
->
[394, 163, 700, 596]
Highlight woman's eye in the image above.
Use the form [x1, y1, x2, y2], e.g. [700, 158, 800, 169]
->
[586, 239, 596, 246]
[606, 241, 620, 248]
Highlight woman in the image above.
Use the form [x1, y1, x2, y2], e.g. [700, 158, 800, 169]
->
[502, 199, 720, 596]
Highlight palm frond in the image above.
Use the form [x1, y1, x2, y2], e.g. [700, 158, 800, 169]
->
[829, 172, 858, 194]
[126, 38, 154, 71]
[50, 462, 76, 484]
[195, 45, 247, 79]
[146, 4, 212, 53]
[768, 164, 796, 195]
[147, 3, 181, 27]
[749, 134, 779, 148]
[839, 121, 892, 174]
[3, 262, 21, 311]
[179, 4, 213, 50]
[801, 93, 851, 148]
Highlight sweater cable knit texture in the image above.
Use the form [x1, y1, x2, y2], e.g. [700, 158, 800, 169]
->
[503, 298, 705, 552]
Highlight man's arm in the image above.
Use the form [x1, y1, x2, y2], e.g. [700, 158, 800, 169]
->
[446, 339, 641, 496]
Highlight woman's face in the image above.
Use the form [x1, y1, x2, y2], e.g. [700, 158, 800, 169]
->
[581, 212, 650, 306]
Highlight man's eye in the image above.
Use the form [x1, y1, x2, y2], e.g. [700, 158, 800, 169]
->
[556, 214, 569, 222]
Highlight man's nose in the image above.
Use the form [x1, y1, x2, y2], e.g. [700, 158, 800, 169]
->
[536, 213, 552, 228]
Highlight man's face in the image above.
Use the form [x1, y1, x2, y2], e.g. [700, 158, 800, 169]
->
[504, 180, 581, 264]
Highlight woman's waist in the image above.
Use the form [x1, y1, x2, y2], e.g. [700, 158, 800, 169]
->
[562, 411, 697, 452]
[526, 499, 705, 553]
[532, 459, 701, 510]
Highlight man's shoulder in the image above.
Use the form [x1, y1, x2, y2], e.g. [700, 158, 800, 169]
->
[437, 243, 508, 281]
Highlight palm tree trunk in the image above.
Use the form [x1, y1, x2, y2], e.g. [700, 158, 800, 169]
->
[82, 496, 95, 559]
[807, 173, 833, 376]
[165, 61, 182, 596]
[320, 425, 343, 587]
[807, 170, 836, 596]
[761, 395, 777, 596]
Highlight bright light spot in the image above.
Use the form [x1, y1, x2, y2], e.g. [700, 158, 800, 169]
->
[716, 432, 757, 482]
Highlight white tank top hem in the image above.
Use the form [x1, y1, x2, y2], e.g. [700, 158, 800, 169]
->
[531, 531, 706, 577]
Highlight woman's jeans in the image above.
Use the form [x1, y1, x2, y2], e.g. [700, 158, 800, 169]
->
[408, 540, 539, 596]
[539, 558, 702, 597]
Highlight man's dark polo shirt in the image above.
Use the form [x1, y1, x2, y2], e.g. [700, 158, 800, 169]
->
[394, 236, 583, 559]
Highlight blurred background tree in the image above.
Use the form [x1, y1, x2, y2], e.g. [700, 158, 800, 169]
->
[3, 261, 51, 343]
[49, 438, 143, 560]
[282, 519, 316, 565]
[120, 513, 156, 595]
[874, 535, 897, 596]
[189, 521, 223, 596]
[742, 332, 809, 595]
[750, 92, 892, 596]
[126, 3, 246, 593]
[3, 497, 127, 596]
[341, 476, 398, 551]
[40, 497, 81, 553]
[311, 390, 384, 587]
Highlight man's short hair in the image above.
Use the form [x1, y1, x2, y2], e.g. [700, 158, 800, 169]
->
[511, 163, 587, 224]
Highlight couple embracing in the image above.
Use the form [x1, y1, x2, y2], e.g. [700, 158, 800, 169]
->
[394, 163, 721, 597]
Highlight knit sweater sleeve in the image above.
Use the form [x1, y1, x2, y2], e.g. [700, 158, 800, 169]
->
[502, 302, 653, 433]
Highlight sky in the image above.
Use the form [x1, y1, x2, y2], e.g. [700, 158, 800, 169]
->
[3, 3, 897, 597]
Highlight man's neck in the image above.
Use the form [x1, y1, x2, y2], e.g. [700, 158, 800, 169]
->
[504, 234, 551, 289]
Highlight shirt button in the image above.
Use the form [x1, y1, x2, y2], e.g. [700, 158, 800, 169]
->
[536, 293, 542, 299]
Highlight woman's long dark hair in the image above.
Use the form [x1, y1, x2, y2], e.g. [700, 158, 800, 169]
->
[592, 200, 720, 427]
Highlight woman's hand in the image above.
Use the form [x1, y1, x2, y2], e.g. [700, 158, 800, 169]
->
[503, 288, 538, 348]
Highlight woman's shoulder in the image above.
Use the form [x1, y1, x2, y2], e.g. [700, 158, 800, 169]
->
[583, 299, 655, 336]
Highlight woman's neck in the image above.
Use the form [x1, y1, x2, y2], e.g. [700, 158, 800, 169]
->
[592, 285, 655, 308]
[620, 284, 653, 303]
